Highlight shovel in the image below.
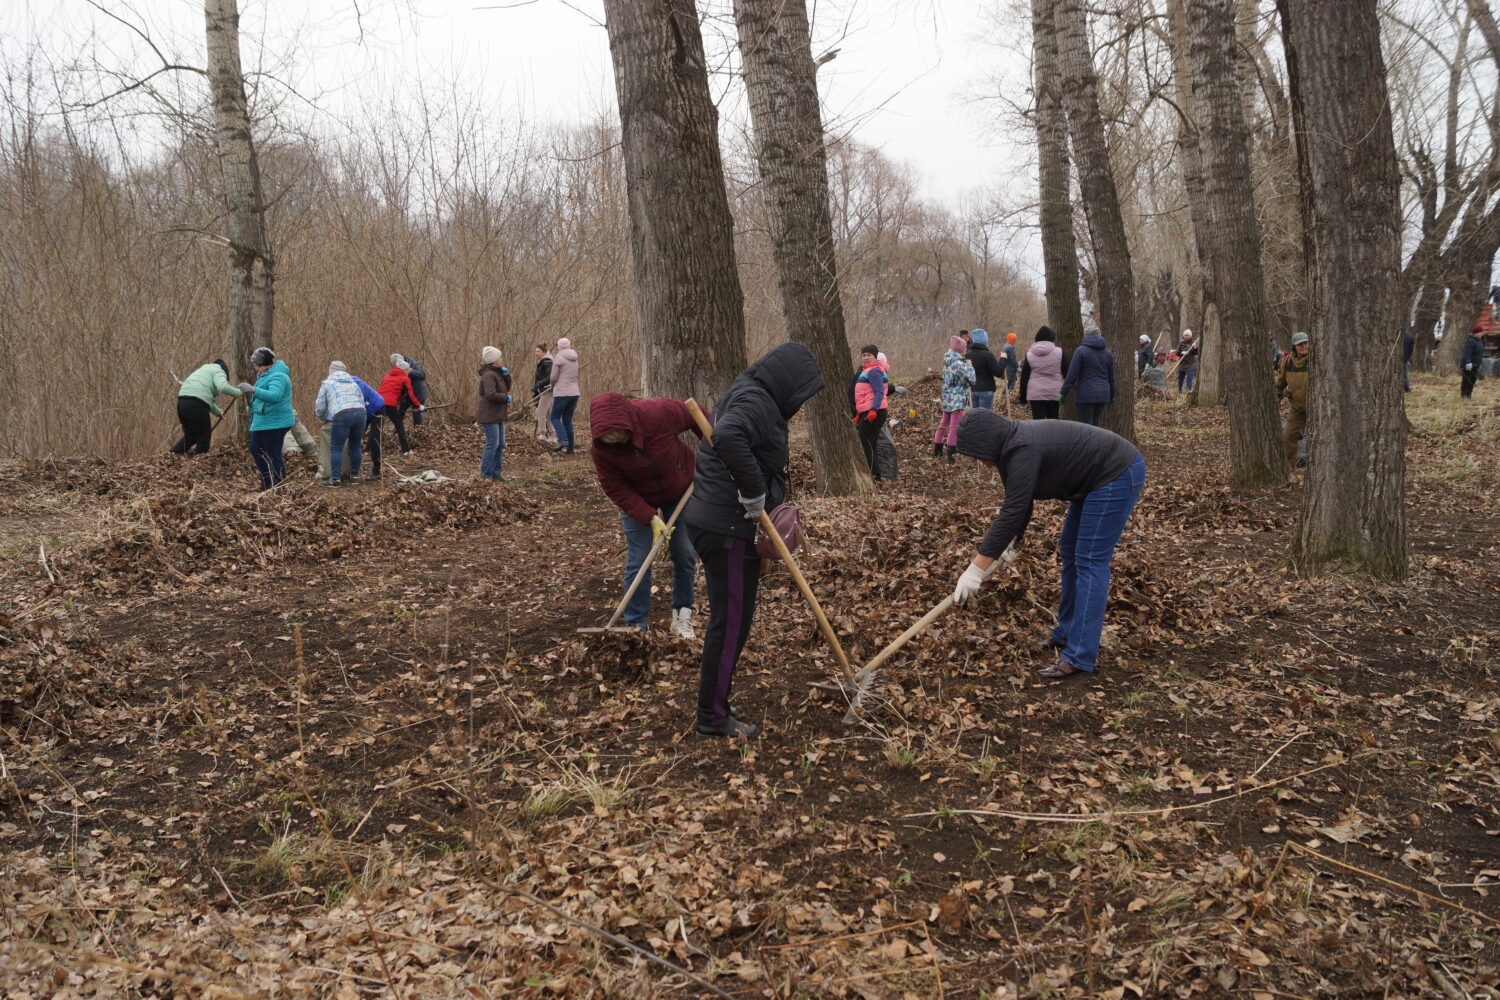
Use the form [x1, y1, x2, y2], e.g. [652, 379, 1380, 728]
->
[577, 486, 695, 635]
[842, 549, 1013, 723]
[683, 399, 854, 686]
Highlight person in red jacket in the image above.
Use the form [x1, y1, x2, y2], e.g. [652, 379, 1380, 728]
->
[589, 393, 702, 638]
[377, 356, 424, 456]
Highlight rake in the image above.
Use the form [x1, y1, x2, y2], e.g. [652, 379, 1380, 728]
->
[683, 398, 855, 687]
[577, 486, 694, 635]
[842, 546, 1014, 723]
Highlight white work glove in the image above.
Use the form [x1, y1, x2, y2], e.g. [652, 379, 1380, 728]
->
[1000, 542, 1018, 566]
[1465, 363, 1474, 371]
[738, 493, 767, 520]
[952, 562, 988, 605]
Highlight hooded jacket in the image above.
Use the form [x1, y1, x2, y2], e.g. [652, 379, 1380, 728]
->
[941, 343, 975, 412]
[352, 376, 385, 417]
[378, 366, 422, 412]
[550, 348, 580, 397]
[476, 363, 512, 423]
[966, 344, 1006, 393]
[315, 370, 366, 420]
[1062, 333, 1117, 404]
[532, 354, 553, 400]
[956, 409, 1140, 558]
[247, 360, 294, 431]
[402, 358, 429, 403]
[590, 394, 698, 525]
[1020, 340, 1065, 402]
[682, 343, 825, 540]
[179, 362, 241, 416]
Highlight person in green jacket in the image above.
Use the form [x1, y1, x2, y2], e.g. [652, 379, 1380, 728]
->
[239, 347, 295, 492]
[171, 359, 242, 455]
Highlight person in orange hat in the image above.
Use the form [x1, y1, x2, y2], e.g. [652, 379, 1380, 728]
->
[1002, 333, 1019, 394]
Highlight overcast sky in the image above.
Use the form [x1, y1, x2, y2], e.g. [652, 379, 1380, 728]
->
[1, 0, 1030, 208]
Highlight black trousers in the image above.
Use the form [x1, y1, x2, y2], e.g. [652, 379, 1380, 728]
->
[689, 526, 761, 728]
[389, 404, 412, 453]
[364, 412, 384, 474]
[856, 410, 888, 478]
[1030, 400, 1060, 420]
[171, 397, 214, 454]
[1076, 402, 1104, 426]
[1461, 369, 1477, 398]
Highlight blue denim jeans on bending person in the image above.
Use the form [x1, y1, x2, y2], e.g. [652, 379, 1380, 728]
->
[1049, 454, 1147, 671]
[621, 500, 697, 628]
[550, 395, 578, 452]
[972, 390, 995, 410]
[329, 408, 367, 483]
[480, 421, 506, 478]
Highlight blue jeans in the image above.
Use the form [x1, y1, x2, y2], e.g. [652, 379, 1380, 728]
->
[621, 501, 697, 628]
[480, 422, 506, 478]
[248, 427, 288, 489]
[329, 409, 366, 482]
[1177, 368, 1196, 393]
[550, 395, 578, 452]
[1049, 454, 1146, 671]
[972, 390, 995, 410]
[1005, 366, 1017, 392]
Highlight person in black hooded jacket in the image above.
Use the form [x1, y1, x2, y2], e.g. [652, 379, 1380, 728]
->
[949, 409, 1145, 681]
[682, 342, 825, 738]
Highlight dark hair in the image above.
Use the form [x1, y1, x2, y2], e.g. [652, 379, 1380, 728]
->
[214, 358, 228, 374]
[860, 344, 879, 356]
[535, 344, 547, 351]
[1035, 326, 1056, 343]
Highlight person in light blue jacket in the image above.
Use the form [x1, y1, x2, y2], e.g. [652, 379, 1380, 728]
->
[314, 361, 368, 487]
[239, 347, 294, 492]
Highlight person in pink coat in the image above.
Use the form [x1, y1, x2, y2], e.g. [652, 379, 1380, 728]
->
[548, 337, 581, 454]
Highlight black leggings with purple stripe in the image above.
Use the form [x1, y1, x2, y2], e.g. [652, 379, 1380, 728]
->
[689, 527, 762, 728]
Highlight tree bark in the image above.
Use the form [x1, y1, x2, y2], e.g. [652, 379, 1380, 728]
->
[1278, 0, 1407, 579]
[732, 0, 871, 496]
[1031, 0, 1085, 352]
[204, 0, 273, 388]
[1053, 0, 1136, 441]
[603, 0, 747, 407]
[1188, 0, 1286, 486]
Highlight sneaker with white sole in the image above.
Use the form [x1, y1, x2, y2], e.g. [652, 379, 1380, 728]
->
[671, 606, 696, 640]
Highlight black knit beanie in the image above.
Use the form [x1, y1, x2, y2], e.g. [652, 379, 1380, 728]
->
[1035, 326, 1056, 343]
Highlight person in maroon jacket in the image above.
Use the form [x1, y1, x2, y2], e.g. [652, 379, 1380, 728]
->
[589, 393, 702, 638]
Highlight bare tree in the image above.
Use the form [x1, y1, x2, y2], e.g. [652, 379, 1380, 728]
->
[602, 0, 748, 405]
[205, 0, 273, 384]
[1187, 0, 1286, 485]
[1278, 0, 1407, 579]
[1030, 0, 1085, 352]
[1054, 0, 1138, 440]
[732, 0, 871, 496]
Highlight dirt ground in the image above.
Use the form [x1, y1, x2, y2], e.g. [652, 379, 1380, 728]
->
[2, 375, 1498, 999]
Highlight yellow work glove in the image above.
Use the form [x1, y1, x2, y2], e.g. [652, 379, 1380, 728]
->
[650, 515, 671, 547]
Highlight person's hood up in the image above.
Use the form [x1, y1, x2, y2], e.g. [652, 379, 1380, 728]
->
[556, 348, 578, 363]
[1081, 332, 1109, 350]
[955, 408, 1016, 461]
[744, 342, 825, 419]
[589, 392, 638, 444]
[1028, 340, 1058, 358]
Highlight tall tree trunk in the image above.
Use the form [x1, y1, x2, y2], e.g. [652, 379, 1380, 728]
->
[732, 0, 871, 496]
[1188, 0, 1286, 486]
[1031, 0, 1085, 350]
[1053, 0, 1137, 441]
[1409, 280, 1444, 371]
[204, 0, 273, 389]
[1278, 0, 1407, 579]
[603, 0, 747, 406]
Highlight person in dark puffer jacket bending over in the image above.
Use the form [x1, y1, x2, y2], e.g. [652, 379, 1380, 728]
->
[681, 343, 825, 738]
[950, 409, 1146, 681]
[589, 392, 702, 638]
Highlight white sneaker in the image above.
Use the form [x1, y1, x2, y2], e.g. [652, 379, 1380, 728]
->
[671, 607, 696, 640]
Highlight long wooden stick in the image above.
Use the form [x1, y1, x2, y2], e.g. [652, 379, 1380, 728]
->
[850, 557, 1006, 686]
[683, 398, 853, 682]
[599, 486, 694, 630]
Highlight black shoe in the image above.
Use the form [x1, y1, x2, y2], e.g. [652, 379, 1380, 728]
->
[932, 442, 943, 458]
[363, 473, 381, 482]
[695, 717, 759, 739]
[945, 446, 956, 465]
[551, 444, 566, 453]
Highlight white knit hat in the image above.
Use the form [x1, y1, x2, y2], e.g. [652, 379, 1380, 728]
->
[481, 346, 502, 365]
[328, 361, 348, 374]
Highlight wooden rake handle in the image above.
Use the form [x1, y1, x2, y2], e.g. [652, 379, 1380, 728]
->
[850, 557, 1009, 685]
[602, 485, 694, 630]
[683, 398, 854, 682]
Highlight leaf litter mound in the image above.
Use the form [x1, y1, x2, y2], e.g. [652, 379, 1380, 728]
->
[2, 397, 1499, 999]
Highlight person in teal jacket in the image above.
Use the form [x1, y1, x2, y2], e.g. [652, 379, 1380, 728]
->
[171, 359, 242, 455]
[239, 347, 294, 491]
